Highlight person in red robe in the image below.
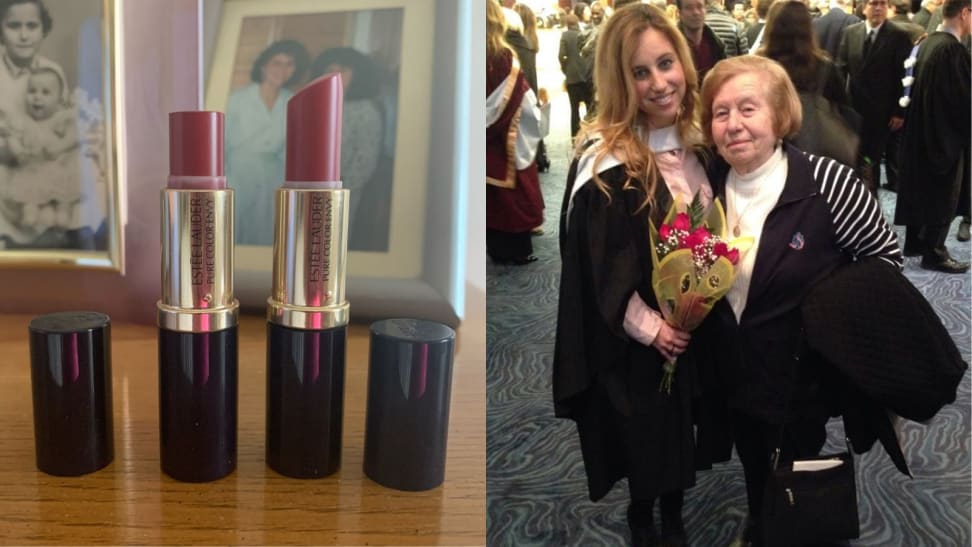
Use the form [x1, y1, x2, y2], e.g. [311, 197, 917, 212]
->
[487, 0, 544, 265]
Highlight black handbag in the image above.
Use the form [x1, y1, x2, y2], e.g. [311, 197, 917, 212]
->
[761, 328, 861, 547]
[761, 438, 860, 546]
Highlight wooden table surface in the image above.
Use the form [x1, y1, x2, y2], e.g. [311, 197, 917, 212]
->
[0, 287, 485, 545]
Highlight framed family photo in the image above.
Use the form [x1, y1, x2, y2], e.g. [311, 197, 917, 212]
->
[0, 0, 122, 270]
[206, 0, 468, 326]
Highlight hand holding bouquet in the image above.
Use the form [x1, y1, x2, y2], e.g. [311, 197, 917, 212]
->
[648, 194, 752, 394]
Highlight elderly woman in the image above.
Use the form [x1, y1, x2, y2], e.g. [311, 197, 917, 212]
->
[699, 55, 902, 544]
[225, 39, 309, 246]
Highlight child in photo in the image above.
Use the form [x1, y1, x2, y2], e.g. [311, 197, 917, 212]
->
[4, 66, 83, 232]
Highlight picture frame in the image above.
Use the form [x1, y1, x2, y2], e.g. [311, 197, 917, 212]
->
[204, 0, 468, 327]
[0, 0, 123, 270]
[0, 0, 203, 324]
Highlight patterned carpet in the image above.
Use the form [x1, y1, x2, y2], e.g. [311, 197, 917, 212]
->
[486, 95, 972, 546]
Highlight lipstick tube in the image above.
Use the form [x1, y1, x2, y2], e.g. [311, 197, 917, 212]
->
[266, 74, 349, 478]
[157, 111, 239, 482]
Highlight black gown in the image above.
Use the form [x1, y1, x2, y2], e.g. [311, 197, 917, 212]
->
[894, 31, 972, 227]
[553, 155, 729, 503]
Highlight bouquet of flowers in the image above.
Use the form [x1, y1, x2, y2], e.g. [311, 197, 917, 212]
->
[648, 193, 752, 393]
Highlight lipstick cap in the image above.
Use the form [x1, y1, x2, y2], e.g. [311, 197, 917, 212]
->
[28, 311, 114, 476]
[363, 318, 455, 491]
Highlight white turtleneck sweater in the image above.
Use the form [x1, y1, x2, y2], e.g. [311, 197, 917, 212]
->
[725, 146, 788, 321]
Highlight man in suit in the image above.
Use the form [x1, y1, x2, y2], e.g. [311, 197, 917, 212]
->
[815, 0, 861, 58]
[835, 0, 913, 192]
[705, 0, 750, 54]
[894, 0, 971, 273]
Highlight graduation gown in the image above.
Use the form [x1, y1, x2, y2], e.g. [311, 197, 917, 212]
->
[553, 152, 729, 502]
[894, 31, 972, 226]
[486, 50, 543, 235]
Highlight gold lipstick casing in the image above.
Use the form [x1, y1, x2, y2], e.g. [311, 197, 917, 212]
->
[157, 188, 239, 332]
[267, 188, 350, 329]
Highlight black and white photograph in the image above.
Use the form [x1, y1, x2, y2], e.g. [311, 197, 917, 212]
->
[0, 0, 119, 266]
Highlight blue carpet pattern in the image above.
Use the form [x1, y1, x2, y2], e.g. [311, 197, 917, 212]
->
[486, 125, 972, 545]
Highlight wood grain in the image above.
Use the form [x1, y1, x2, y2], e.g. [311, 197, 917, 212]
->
[0, 287, 485, 545]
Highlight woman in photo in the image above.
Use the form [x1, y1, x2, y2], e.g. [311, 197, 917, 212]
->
[308, 46, 386, 250]
[225, 39, 309, 246]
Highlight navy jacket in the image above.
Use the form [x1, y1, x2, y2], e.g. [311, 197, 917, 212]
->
[709, 145, 854, 425]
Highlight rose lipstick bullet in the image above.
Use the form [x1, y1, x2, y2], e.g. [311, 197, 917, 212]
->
[157, 111, 239, 482]
[265, 74, 349, 478]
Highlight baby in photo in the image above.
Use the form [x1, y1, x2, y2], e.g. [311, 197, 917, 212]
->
[2, 67, 82, 232]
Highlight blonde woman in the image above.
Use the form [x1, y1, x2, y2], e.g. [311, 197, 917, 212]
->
[554, 4, 724, 545]
[486, 0, 543, 265]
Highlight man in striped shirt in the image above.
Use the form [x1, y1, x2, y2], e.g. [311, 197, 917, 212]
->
[706, 0, 751, 54]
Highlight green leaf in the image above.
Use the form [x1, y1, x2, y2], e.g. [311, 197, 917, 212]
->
[688, 190, 705, 228]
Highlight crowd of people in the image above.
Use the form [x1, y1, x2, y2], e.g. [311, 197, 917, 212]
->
[487, 0, 969, 545]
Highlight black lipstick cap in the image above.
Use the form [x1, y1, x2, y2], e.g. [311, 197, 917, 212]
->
[29, 311, 114, 476]
[363, 318, 456, 491]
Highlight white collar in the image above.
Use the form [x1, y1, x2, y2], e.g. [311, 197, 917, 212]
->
[2, 52, 35, 77]
[643, 124, 682, 153]
[865, 21, 884, 34]
[942, 25, 963, 40]
[565, 133, 623, 228]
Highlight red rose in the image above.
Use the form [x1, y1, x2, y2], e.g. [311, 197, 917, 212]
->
[659, 224, 671, 240]
[726, 248, 739, 264]
[683, 227, 709, 250]
[713, 241, 729, 257]
[692, 226, 711, 243]
[672, 213, 691, 232]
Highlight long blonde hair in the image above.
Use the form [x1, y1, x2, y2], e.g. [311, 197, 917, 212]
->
[577, 3, 703, 211]
[487, 1, 511, 60]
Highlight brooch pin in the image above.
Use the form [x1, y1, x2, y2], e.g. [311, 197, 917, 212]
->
[789, 232, 805, 250]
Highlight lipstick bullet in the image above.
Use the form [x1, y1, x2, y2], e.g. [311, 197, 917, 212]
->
[157, 111, 239, 482]
[266, 74, 350, 478]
